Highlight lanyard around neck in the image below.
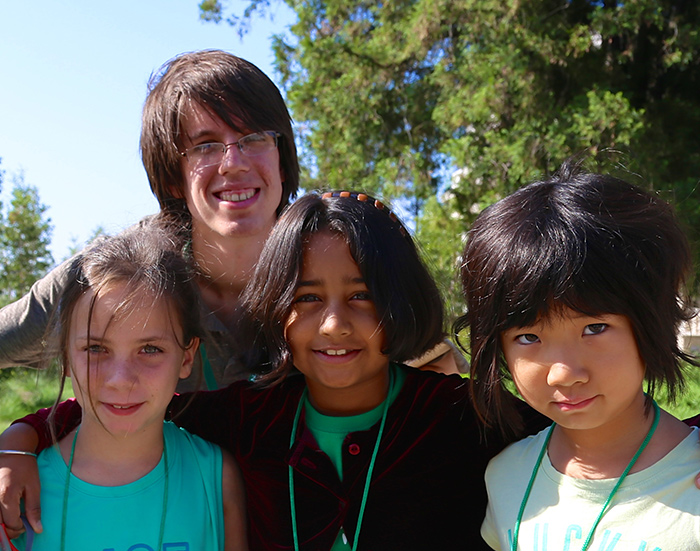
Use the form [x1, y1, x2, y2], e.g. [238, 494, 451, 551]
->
[60, 427, 169, 551]
[288, 369, 394, 551]
[511, 400, 660, 551]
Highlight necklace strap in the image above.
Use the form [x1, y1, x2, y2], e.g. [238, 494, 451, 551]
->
[289, 369, 394, 551]
[288, 387, 307, 551]
[157, 440, 169, 551]
[61, 427, 169, 551]
[579, 400, 659, 550]
[352, 381, 391, 549]
[510, 423, 554, 550]
[511, 400, 660, 551]
[60, 429, 79, 551]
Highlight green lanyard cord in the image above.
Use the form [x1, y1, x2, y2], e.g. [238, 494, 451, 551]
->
[288, 388, 306, 551]
[61, 427, 169, 551]
[511, 400, 660, 551]
[288, 370, 394, 551]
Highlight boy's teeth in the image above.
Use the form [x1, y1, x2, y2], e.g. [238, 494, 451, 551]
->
[326, 349, 348, 356]
[220, 189, 255, 202]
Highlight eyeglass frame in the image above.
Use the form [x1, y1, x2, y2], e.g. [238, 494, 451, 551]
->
[179, 131, 281, 168]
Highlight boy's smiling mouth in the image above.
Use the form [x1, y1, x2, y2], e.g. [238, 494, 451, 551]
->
[218, 188, 257, 202]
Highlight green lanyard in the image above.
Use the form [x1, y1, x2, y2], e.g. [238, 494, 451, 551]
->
[511, 400, 660, 551]
[288, 370, 394, 551]
[61, 427, 169, 551]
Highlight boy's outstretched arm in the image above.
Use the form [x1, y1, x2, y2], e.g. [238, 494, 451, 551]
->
[0, 423, 41, 538]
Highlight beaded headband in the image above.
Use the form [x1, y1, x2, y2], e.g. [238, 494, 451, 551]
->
[321, 191, 408, 236]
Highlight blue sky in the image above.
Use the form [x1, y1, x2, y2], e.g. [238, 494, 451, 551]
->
[0, 1, 294, 262]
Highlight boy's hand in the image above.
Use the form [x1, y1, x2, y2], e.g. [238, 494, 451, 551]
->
[0, 424, 42, 537]
[0, 454, 42, 538]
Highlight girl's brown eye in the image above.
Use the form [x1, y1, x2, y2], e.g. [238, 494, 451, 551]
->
[584, 323, 607, 335]
[516, 333, 539, 345]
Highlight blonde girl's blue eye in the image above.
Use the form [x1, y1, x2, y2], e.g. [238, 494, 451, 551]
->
[142, 344, 163, 354]
[516, 333, 540, 345]
[583, 323, 608, 335]
[86, 344, 105, 354]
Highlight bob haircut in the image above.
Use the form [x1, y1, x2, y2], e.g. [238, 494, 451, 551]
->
[141, 49, 299, 222]
[47, 222, 204, 435]
[456, 161, 697, 438]
[240, 191, 445, 384]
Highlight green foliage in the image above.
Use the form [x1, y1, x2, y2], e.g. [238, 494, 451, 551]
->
[273, 0, 448, 216]
[199, 0, 223, 22]
[0, 364, 74, 433]
[205, 0, 700, 315]
[655, 361, 700, 422]
[200, 0, 273, 36]
[415, 193, 466, 322]
[0, 172, 54, 308]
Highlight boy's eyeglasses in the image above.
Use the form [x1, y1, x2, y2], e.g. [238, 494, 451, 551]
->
[180, 131, 281, 169]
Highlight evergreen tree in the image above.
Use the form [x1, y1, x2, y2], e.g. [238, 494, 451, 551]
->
[202, 0, 700, 312]
[0, 172, 54, 307]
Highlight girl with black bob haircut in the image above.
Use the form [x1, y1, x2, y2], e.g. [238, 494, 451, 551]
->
[457, 160, 700, 550]
[241, 191, 445, 384]
[457, 160, 698, 440]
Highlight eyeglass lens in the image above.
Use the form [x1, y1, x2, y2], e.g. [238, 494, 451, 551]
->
[187, 132, 277, 168]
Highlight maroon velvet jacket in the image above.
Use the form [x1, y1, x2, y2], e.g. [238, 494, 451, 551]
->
[26, 366, 543, 550]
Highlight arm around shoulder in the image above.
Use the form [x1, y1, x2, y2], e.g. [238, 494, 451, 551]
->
[221, 449, 248, 551]
[0, 397, 84, 536]
[0, 255, 80, 369]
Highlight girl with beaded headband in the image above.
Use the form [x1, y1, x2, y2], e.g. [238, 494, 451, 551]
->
[182, 190, 491, 549]
[7, 224, 247, 550]
[6, 191, 542, 550]
[457, 161, 700, 550]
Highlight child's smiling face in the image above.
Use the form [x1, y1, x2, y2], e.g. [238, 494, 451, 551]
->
[284, 230, 390, 415]
[500, 307, 646, 435]
[68, 283, 197, 438]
